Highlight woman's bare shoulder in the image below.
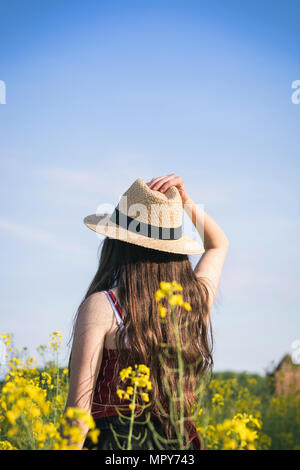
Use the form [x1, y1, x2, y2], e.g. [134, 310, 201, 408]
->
[76, 291, 114, 328]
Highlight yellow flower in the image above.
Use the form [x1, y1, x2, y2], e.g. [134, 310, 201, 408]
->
[117, 389, 125, 399]
[183, 302, 192, 311]
[1, 334, 11, 346]
[159, 281, 183, 294]
[247, 378, 257, 386]
[62, 407, 95, 434]
[171, 281, 183, 291]
[155, 289, 165, 302]
[29, 406, 41, 418]
[87, 428, 100, 444]
[7, 427, 19, 438]
[141, 393, 149, 402]
[160, 282, 172, 292]
[65, 408, 75, 419]
[41, 401, 51, 416]
[48, 331, 63, 351]
[0, 440, 17, 450]
[120, 366, 133, 381]
[132, 376, 149, 388]
[117, 363, 152, 415]
[169, 294, 184, 306]
[137, 364, 150, 376]
[158, 305, 167, 318]
[212, 393, 225, 407]
[6, 410, 19, 425]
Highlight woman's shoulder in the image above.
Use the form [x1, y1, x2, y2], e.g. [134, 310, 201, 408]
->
[82, 290, 109, 306]
[76, 290, 114, 328]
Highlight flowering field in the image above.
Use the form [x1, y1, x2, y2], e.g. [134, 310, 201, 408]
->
[196, 371, 300, 450]
[1, 330, 299, 450]
[0, 332, 100, 450]
[1, 280, 299, 451]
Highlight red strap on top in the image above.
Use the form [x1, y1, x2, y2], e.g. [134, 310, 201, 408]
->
[107, 289, 124, 318]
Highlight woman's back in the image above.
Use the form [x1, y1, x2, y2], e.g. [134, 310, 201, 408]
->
[91, 289, 130, 420]
[89, 288, 202, 450]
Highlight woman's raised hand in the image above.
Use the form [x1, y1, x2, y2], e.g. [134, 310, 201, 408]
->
[146, 173, 190, 206]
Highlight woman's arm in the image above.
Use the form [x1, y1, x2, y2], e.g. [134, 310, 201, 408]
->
[183, 195, 229, 308]
[64, 291, 111, 449]
[147, 174, 229, 309]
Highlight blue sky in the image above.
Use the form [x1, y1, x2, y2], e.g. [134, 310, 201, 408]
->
[0, 0, 299, 374]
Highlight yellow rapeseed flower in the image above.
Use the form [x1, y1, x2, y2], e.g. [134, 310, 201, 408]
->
[120, 366, 133, 381]
[87, 428, 100, 444]
[65, 408, 75, 419]
[1, 334, 11, 346]
[160, 282, 172, 292]
[158, 305, 167, 318]
[117, 364, 152, 412]
[183, 301, 192, 311]
[171, 281, 183, 291]
[141, 393, 149, 402]
[0, 440, 17, 450]
[137, 364, 150, 376]
[212, 393, 225, 407]
[48, 331, 63, 351]
[168, 294, 184, 306]
[146, 381, 152, 391]
[6, 410, 19, 425]
[155, 289, 165, 302]
[116, 389, 125, 399]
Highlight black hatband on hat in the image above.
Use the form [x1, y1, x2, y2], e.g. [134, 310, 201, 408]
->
[110, 207, 182, 241]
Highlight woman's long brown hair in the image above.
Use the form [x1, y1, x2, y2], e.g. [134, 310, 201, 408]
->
[69, 237, 213, 443]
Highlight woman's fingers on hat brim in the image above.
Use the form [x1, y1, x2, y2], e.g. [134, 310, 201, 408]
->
[147, 176, 165, 189]
[150, 175, 181, 192]
[159, 176, 182, 193]
[148, 175, 174, 191]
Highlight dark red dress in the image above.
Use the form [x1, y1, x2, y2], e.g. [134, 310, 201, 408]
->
[89, 289, 203, 450]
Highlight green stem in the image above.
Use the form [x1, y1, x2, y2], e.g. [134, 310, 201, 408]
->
[19, 412, 35, 450]
[56, 351, 59, 400]
[171, 306, 185, 449]
[53, 349, 59, 423]
[127, 383, 137, 450]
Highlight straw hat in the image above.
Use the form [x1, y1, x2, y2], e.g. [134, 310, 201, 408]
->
[83, 177, 204, 255]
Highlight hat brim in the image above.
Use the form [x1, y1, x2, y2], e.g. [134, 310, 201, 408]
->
[84, 213, 205, 255]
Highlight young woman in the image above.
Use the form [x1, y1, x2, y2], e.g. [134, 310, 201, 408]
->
[65, 174, 229, 450]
